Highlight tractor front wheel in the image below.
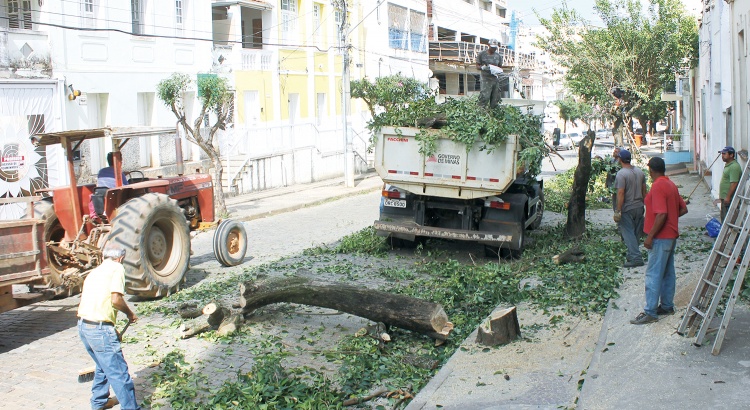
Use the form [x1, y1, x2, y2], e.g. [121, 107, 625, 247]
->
[109, 193, 190, 298]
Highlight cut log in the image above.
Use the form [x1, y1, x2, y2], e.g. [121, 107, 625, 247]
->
[476, 306, 520, 346]
[217, 313, 244, 337]
[203, 302, 230, 328]
[553, 246, 585, 265]
[177, 303, 204, 319]
[180, 322, 211, 339]
[240, 276, 453, 341]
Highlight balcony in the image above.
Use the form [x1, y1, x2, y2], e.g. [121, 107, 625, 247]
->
[429, 41, 539, 70]
[212, 45, 275, 72]
[0, 28, 51, 77]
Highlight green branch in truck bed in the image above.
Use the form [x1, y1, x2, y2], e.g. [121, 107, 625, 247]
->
[351, 75, 548, 179]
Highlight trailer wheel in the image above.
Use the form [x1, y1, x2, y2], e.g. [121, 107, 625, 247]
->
[109, 193, 190, 298]
[213, 219, 248, 267]
[30, 200, 76, 295]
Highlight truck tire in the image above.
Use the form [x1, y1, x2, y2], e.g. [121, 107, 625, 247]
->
[529, 190, 544, 230]
[109, 193, 190, 298]
[213, 219, 248, 267]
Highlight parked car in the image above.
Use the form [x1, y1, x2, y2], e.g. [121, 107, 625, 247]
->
[595, 129, 610, 139]
[569, 132, 584, 146]
[556, 133, 575, 150]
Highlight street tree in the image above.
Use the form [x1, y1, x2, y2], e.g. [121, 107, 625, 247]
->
[537, 0, 697, 238]
[157, 73, 232, 216]
[538, 0, 697, 147]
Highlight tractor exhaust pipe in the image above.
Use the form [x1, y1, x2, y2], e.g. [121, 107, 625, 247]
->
[175, 122, 184, 176]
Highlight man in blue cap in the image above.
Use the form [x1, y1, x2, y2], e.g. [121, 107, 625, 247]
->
[715, 146, 741, 221]
[613, 149, 647, 267]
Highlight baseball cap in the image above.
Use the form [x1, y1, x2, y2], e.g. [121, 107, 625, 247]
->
[489, 39, 499, 46]
[619, 149, 631, 162]
[647, 157, 666, 173]
[719, 146, 735, 154]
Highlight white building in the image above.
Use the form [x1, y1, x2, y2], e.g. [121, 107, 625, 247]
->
[689, 0, 748, 199]
[0, 0, 213, 218]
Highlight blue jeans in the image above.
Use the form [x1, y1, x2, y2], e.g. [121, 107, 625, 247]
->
[618, 207, 644, 263]
[644, 238, 677, 317]
[78, 320, 140, 410]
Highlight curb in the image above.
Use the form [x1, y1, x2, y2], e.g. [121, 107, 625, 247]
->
[576, 296, 617, 408]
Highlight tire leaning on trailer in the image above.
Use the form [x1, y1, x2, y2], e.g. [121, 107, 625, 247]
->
[213, 219, 248, 267]
[109, 193, 190, 298]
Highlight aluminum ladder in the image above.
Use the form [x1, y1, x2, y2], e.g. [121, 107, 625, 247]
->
[677, 158, 750, 355]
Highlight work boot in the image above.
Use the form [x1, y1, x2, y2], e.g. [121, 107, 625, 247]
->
[630, 312, 658, 325]
[623, 260, 645, 268]
[99, 396, 118, 410]
[656, 305, 675, 316]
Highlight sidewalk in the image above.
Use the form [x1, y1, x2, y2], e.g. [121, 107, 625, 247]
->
[408, 157, 750, 409]
[224, 171, 382, 222]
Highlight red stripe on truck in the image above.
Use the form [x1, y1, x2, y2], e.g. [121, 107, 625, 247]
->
[489, 178, 499, 182]
[467, 176, 476, 180]
[410, 171, 419, 175]
[388, 170, 397, 174]
[452, 175, 461, 179]
[425, 173, 434, 177]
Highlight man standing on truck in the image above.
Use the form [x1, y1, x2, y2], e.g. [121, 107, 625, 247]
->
[78, 243, 140, 410]
[475, 39, 503, 108]
[613, 149, 647, 268]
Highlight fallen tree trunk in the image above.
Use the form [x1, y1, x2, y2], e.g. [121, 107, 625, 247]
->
[240, 276, 453, 341]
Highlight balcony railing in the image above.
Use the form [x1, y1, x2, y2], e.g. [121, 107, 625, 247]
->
[212, 45, 275, 72]
[429, 41, 539, 70]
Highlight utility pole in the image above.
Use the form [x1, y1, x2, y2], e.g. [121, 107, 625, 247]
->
[336, 0, 355, 187]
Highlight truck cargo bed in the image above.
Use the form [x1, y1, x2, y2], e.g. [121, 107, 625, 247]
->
[374, 127, 518, 200]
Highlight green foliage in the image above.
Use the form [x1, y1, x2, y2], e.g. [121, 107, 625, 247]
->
[156, 73, 191, 108]
[537, 0, 698, 135]
[351, 75, 547, 179]
[553, 97, 591, 130]
[207, 355, 342, 409]
[197, 75, 232, 115]
[145, 350, 206, 409]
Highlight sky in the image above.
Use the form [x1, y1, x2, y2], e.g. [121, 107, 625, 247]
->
[510, 0, 601, 27]
[510, 0, 702, 27]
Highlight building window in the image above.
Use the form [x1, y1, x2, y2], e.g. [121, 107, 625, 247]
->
[8, 0, 32, 30]
[281, 0, 298, 44]
[496, 6, 506, 18]
[175, 0, 183, 27]
[388, 4, 426, 53]
[132, 0, 144, 35]
[388, 4, 408, 50]
[409, 10, 426, 53]
[313, 3, 322, 47]
[81, 0, 95, 28]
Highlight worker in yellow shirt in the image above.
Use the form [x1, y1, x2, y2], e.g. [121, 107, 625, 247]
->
[77, 244, 139, 410]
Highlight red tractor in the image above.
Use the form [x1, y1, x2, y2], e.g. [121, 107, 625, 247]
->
[18, 127, 246, 300]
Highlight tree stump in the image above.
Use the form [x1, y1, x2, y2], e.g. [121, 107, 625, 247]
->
[203, 302, 230, 328]
[177, 303, 204, 319]
[476, 307, 520, 346]
[239, 276, 453, 341]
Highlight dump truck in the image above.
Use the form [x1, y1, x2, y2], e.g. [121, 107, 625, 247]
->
[0, 127, 248, 313]
[373, 126, 543, 258]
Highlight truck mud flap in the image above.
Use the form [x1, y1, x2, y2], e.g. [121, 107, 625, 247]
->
[374, 220, 513, 243]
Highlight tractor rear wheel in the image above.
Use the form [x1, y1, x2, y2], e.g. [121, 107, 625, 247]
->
[109, 193, 190, 298]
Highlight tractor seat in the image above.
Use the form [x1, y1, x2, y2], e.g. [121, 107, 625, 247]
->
[90, 187, 108, 220]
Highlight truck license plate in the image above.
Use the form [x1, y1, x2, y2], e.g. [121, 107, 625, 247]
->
[384, 198, 407, 208]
